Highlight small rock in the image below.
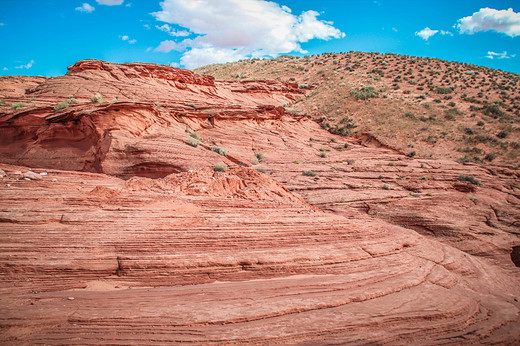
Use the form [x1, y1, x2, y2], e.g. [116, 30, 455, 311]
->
[23, 171, 43, 180]
[52, 178, 57, 182]
[6, 184, 11, 188]
[67, 297, 75, 301]
[0, 168, 5, 178]
[40, 172, 48, 176]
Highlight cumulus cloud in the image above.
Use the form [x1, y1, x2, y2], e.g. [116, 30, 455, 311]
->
[152, 0, 345, 69]
[96, 0, 123, 5]
[15, 60, 34, 70]
[486, 51, 516, 59]
[415, 27, 438, 40]
[155, 24, 190, 37]
[457, 7, 520, 37]
[75, 3, 95, 13]
[440, 30, 453, 36]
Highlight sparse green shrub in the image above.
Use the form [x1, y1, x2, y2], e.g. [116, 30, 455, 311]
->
[251, 157, 259, 165]
[407, 151, 416, 157]
[210, 147, 227, 156]
[347, 159, 355, 165]
[482, 103, 503, 118]
[350, 86, 379, 100]
[189, 132, 200, 140]
[11, 102, 26, 110]
[187, 137, 199, 147]
[255, 167, 266, 173]
[213, 163, 228, 172]
[445, 108, 462, 120]
[90, 93, 104, 103]
[458, 175, 482, 186]
[302, 170, 317, 177]
[255, 153, 265, 162]
[485, 153, 496, 161]
[382, 184, 391, 190]
[54, 100, 70, 111]
[497, 131, 508, 139]
[436, 86, 453, 94]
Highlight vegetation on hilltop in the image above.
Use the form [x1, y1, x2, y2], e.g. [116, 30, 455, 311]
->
[195, 52, 520, 167]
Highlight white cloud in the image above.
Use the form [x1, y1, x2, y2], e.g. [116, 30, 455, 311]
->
[486, 51, 516, 59]
[155, 40, 183, 53]
[155, 24, 190, 37]
[0, 23, 5, 26]
[143, 24, 150, 30]
[152, 0, 345, 69]
[15, 60, 34, 70]
[392, 27, 398, 32]
[96, 0, 123, 5]
[457, 7, 520, 37]
[169, 62, 180, 68]
[120, 35, 136, 44]
[415, 27, 438, 40]
[75, 3, 95, 13]
[440, 30, 453, 36]
[3, 67, 8, 71]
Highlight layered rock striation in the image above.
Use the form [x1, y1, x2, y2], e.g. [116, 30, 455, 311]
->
[0, 61, 519, 344]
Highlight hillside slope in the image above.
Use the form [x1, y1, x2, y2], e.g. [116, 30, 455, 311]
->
[196, 51, 520, 167]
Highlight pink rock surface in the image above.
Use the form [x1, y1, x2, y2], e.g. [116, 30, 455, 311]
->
[0, 61, 519, 344]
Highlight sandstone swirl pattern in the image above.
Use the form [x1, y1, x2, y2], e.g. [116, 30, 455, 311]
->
[0, 61, 518, 344]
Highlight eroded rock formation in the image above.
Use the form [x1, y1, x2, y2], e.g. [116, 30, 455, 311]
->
[0, 61, 519, 344]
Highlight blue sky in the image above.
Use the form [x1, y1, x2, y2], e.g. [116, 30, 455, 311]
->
[0, 0, 519, 76]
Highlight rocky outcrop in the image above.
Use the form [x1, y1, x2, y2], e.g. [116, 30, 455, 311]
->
[0, 61, 519, 344]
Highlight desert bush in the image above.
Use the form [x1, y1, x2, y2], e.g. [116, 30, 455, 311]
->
[302, 170, 317, 177]
[458, 175, 482, 186]
[90, 93, 104, 103]
[255, 167, 266, 173]
[350, 86, 379, 100]
[482, 103, 503, 118]
[497, 130, 508, 139]
[255, 153, 265, 162]
[54, 100, 70, 111]
[210, 147, 227, 156]
[435, 86, 453, 94]
[11, 102, 25, 110]
[187, 137, 199, 147]
[213, 163, 228, 172]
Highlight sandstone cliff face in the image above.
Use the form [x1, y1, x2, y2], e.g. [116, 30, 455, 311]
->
[0, 61, 519, 344]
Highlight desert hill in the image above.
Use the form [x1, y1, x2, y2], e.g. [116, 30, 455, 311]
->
[196, 51, 520, 167]
[0, 59, 519, 344]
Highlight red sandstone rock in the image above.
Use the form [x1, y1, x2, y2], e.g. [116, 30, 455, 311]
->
[0, 60, 519, 344]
